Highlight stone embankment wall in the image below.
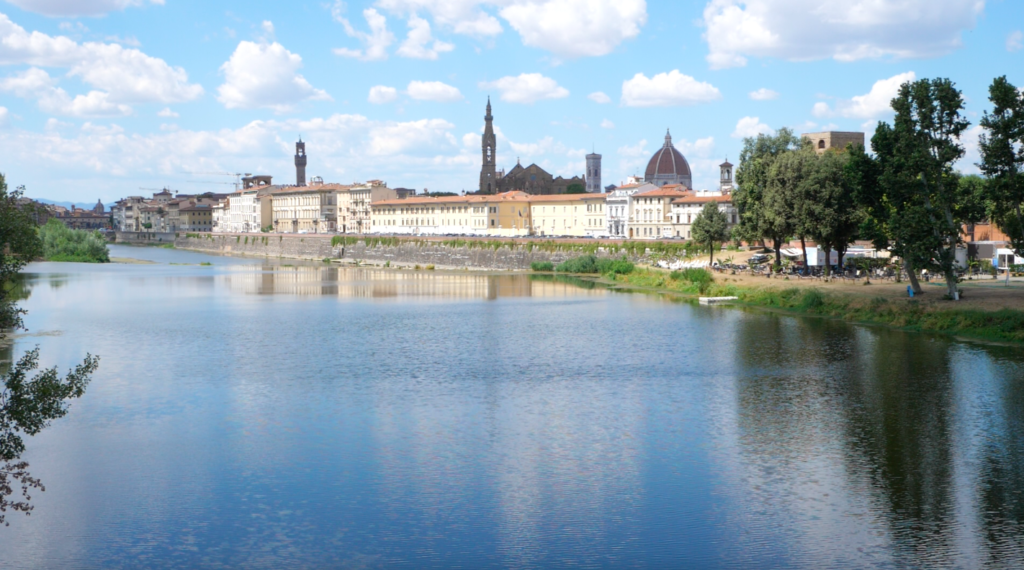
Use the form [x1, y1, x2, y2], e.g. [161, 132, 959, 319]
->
[115, 231, 177, 244]
[121, 232, 657, 270]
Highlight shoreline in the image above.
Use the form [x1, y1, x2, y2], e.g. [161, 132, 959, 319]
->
[105, 243, 1024, 345]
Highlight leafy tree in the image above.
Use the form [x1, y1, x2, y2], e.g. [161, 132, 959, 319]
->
[565, 183, 586, 194]
[875, 78, 985, 298]
[804, 149, 862, 276]
[762, 148, 814, 270]
[0, 173, 98, 526]
[734, 128, 804, 269]
[979, 75, 1024, 256]
[691, 200, 730, 265]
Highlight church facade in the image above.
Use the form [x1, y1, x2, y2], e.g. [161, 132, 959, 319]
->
[479, 99, 593, 195]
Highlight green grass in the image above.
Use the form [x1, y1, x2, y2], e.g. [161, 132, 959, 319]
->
[530, 261, 554, 271]
[554, 255, 634, 276]
[608, 267, 1024, 344]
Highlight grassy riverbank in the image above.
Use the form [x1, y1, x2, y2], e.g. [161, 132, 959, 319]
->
[40, 219, 110, 262]
[602, 267, 1024, 344]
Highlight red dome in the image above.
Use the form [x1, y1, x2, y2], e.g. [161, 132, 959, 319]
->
[644, 130, 691, 185]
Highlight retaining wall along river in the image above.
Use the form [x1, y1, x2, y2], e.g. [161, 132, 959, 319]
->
[116, 231, 650, 270]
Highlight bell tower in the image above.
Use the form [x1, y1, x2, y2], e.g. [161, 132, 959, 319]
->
[479, 98, 497, 194]
[719, 158, 734, 193]
[295, 138, 307, 187]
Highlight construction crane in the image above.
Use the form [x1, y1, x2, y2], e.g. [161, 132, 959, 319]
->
[186, 171, 251, 190]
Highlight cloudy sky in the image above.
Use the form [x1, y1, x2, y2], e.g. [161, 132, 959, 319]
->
[0, 0, 1021, 202]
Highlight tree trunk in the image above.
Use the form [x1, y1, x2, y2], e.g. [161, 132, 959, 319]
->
[944, 265, 959, 299]
[800, 236, 808, 275]
[773, 238, 783, 271]
[905, 257, 923, 294]
[822, 241, 831, 277]
[708, 240, 714, 266]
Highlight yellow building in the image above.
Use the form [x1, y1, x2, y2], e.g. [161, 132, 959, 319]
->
[179, 204, 213, 232]
[629, 184, 689, 239]
[338, 180, 398, 234]
[271, 185, 339, 234]
[528, 193, 606, 237]
[372, 195, 483, 235]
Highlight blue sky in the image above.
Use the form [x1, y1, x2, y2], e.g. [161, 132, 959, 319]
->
[0, 0, 1022, 203]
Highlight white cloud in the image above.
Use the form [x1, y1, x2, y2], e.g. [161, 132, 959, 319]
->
[4, 0, 162, 17]
[677, 136, 716, 158]
[732, 116, 774, 138]
[749, 87, 778, 100]
[332, 5, 395, 61]
[1008, 31, 1024, 53]
[600, 119, 614, 129]
[217, 41, 331, 113]
[620, 70, 721, 107]
[157, 107, 178, 118]
[0, 67, 132, 117]
[479, 73, 568, 104]
[396, 13, 455, 59]
[588, 91, 611, 104]
[376, 0, 503, 37]
[814, 71, 915, 119]
[0, 106, 8, 127]
[957, 124, 984, 174]
[703, 0, 984, 69]
[406, 80, 462, 102]
[499, 0, 647, 58]
[0, 13, 202, 109]
[261, 20, 275, 38]
[368, 85, 398, 104]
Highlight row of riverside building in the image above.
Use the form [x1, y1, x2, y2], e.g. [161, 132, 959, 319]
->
[112, 132, 743, 240]
[112, 122, 871, 240]
[112, 173, 739, 240]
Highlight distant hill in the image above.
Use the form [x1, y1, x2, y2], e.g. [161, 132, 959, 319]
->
[30, 198, 114, 211]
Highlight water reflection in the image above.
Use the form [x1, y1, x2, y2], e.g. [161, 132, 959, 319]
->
[223, 265, 605, 300]
[4, 251, 1024, 568]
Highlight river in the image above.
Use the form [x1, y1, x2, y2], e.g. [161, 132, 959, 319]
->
[2, 244, 1023, 569]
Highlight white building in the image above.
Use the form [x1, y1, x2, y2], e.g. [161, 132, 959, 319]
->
[228, 177, 278, 233]
[606, 182, 653, 238]
[212, 200, 228, 233]
[669, 192, 737, 240]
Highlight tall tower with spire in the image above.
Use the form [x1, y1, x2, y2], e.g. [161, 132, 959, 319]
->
[479, 98, 497, 194]
[295, 138, 307, 187]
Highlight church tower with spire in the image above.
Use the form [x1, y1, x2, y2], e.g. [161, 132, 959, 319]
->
[479, 98, 497, 194]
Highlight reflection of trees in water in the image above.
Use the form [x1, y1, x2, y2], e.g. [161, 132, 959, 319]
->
[731, 314, 963, 565]
[976, 358, 1024, 566]
[834, 330, 958, 564]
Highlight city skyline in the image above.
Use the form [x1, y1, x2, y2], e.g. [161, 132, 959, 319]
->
[0, 0, 1021, 202]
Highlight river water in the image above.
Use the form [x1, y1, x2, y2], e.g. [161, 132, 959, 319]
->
[2, 244, 1023, 569]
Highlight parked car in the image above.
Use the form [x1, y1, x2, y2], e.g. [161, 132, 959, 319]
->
[748, 253, 770, 264]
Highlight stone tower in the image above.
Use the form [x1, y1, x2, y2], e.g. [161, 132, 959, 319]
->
[480, 98, 497, 194]
[295, 138, 307, 187]
[585, 150, 602, 193]
[719, 158, 734, 193]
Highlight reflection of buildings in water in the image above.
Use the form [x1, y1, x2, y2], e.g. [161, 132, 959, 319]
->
[223, 265, 606, 300]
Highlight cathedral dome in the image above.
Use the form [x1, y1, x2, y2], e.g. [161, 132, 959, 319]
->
[644, 130, 692, 188]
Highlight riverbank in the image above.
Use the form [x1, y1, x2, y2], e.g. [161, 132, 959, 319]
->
[596, 267, 1024, 344]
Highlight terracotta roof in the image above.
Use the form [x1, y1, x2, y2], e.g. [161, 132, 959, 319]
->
[645, 131, 691, 180]
[526, 193, 606, 202]
[671, 195, 732, 204]
[634, 186, 691, 198]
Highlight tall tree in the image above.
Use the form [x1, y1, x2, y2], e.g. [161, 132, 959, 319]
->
[875, 78, 984, 298]
[762, 148, 813, 270]
[979, 75, 1024, 257]
[0, 174, 98, 526]
[734, 128, 804, 269]
[691, 200, 730, 266]
[804, 149, 862, 276]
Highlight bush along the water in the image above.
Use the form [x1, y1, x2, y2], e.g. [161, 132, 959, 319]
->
[530, 261, 554, 271]
[39, 219, 109, 263]
[670, 268, 714, 295]
[555, 255, 634, 275]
